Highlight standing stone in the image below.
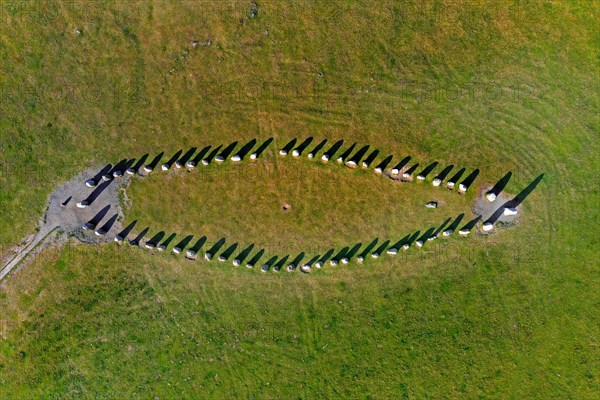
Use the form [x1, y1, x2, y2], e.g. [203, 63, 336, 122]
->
[94, 228, 107, 236]
[321, 154, 330, 162]
[261, 264, 268, 272]
[205, 252, 212, 260]
[362, 161, 370, 168]
[143, 165, 153, 172]
[458, 183, 467, 192]
[161, 163, 170, 171]
[215, 155, 225, 163]
[387, 248, 398, 255]
[432, 178, 442, 187]
[391, 168, 399, 175]
[402, 243, 410, 250]
[172, 246, 182, 254]
[292, 149, 300, 157]
[145, 242, 155, 249]
[301, 264, 311, 273]
[174, 161, 183, 169]
[459, 229, 470, 236]
[246, 262, 254, 268]
[85, 179, 96, 188]
[126, 167, 136, 175]
[113, 170, 123, 178]
[233, 258, 241, 266]
[485, 191, 497, 202]
[402, 172, 411, 179]
[186, 250, 196, 258]
[330, 259, 338, 266]
[415, 240, 424, 247]
[346, 160, 357, 168]
[341, 258, 349, 264]
[231, 155, 241, 162]
[447, 181, 455, 189]
[114, 235, 124, 243]
[371, 252, 380, 259]
[503, 207, 517, 216]
[483, 222, 494, 231]
[201, 159, 210, 166]
[308, 153, 314, 159]
[315, 261, 323, 268]
[186, 161, 196, 169]
[442, 229, 454, 237]
[102, 174, 112, 181]
[286, 264, 295, 271]
[374, 167, 383, 174]
[336, 156, 343, 163]
[357, 256, 364, 263]
[218, 255, 226, 262]
[250, 153, 257, 160]
[157, 244, 166, 251]
[76, 200, 89, 208]
[279, 149, 288, 156]
[426, 201, 438, 209]
[417, 174, 425, 181]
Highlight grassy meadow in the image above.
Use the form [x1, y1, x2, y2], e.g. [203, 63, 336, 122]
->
[0, 0, 598, 398]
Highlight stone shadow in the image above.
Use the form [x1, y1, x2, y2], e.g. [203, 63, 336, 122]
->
[189, 145, 211, 167]
[96, 213, 118, 235]
[417, 161, 439, 180]
[203, 145, 222, 165]
[163, 150, 183, 170]
[218, 243, 238, 261]
[322, 139, 344, 161]
[205, 238, 226, 260]
[173, 235, 194, 253]
[375, 155, 393, 172]
[362, 149, 379, 168]
[251, 138, 273, 159]
[177, 147, 197, 167]
[145, 152, 164, 172]
[308, 139, 327, 158]
[337, 142, 356, 163]
[280, 139, 297, 156]
[392, 156, 411, 173]
[115, 220, 137, 242]
[246, 248, 265, 267]
[293, 137, 313, 156]
[233, 139, 257, 161]
[216, 141, 238, 162]
[459, 168, 480, 192]
[130, 227, 149, 246]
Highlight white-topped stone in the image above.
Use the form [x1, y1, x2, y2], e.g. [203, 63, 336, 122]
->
[157, 244, 166, 251]
[143, 165, 153, 172]
[233, 259, 241, 266]
[336, 157, 343, 163]
[415, 240, 424, 247]
[330, 259, 338, 266]
[417, 174, 425, 181]
[205, 252, 212, 260]
[341, 258, 349, 264]
[447, 181, 455, 188]
[286, 264, 295, 271]
[185, 161, 196, 168]
[250, 153, 257, 160]
[261, 264, 268, 272]
[387, 248, 398, 255]
[94, 228, 106, 236]
[391, 168, 399, 175]
[82, 222, 94, 231]
[113, 170, 122, 178]
[246, 262, 254, 268]
[308, 153, 314, 159]
[371, 252, 380, 259]
[218, 255, 226, 262]
[362, 161, 369, 168]
[215, 155, 225, 163]
[172, 247, 182, 254]
[402, 172, 411, 178]
[321, 154, 330, 162]
[85, 179, 96, 188]
[402, 243, 410, 250]
[458, 183, 467, 192]
[459, 229, 470, 236]
[432, 178, 442, 187]
[114, 235, 123, 243]
[279, 149, 288, 156]
[374, 167, 382, 174]
[76, 200, 89, 208]
[186, 250, 196, 258]
[145, 242, 155, 249]
[231, 155, 241, 162]
[161, 164, 170, 171]
[503, 207, 518, 216]
[301, 264, 311, 273]
[346, 160, 357, 167]
[292, 149, 300, 157]
[126, 168, 136, 175]
[315, 261, 323, 268]
[483, 222, 494, 231]
[357, 256, 364, 263]
[102, 174, 112, 181]
[201, 159, 209, 166]
[442, 229, 454, 237]
[485, 192, 497, 202]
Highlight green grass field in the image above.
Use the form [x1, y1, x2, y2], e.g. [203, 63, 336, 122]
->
[0, 1, 598, 398]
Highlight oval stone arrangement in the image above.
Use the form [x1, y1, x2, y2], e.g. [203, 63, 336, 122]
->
[71, 137, 540, 274]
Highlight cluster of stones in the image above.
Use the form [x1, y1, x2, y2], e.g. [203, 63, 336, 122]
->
[114, 213, 480, 274]
[278, 139, 477, 195]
